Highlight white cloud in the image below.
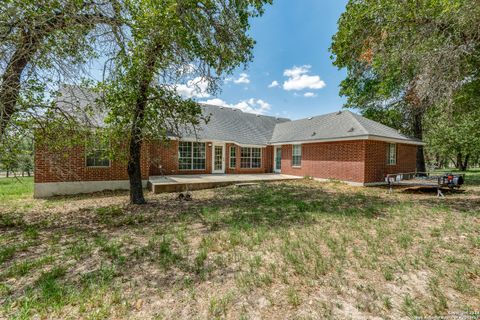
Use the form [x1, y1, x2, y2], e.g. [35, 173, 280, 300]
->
[268, 80, 279, 88]
[226, 73, 250, 85]
[304, 92, 317, 98]
[175, 77, 210, 98]
[200, 98, 271, 115]
[233, 73, 250, 84]
[282, 65, 326, 91]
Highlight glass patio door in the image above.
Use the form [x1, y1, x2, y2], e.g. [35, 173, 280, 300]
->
[275, 146, 282, 172]
[212, 144, 225, 173]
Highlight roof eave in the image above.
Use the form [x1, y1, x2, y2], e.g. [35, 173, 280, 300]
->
[167, 136, 267, 147]
[269, 134, 425, 146]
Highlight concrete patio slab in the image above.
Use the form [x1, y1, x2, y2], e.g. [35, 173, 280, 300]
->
[148, 174, 301, 193]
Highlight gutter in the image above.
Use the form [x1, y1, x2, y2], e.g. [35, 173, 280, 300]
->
[269, 134, 425, 146]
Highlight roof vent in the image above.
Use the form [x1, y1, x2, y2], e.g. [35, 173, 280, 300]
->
[348, 127, 355, 132]
[308, 117, 313, 120]
[256, 114, 260, 117]
[219, 106, 224, 109]
[337, 111, 342, 115]
[311, 131, 316, 136]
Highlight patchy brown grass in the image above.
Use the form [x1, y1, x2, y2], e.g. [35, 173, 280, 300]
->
[0, 176, 479, 319]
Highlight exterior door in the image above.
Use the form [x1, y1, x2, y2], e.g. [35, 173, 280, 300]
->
[212, 144, 225, 173]
[274, 146, 282, 173]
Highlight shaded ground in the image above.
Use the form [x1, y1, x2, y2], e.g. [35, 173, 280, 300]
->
[0, 173, 479, 319]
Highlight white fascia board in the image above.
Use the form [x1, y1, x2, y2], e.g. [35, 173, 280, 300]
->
[269, 135, 425, 146]
[168, 136, 266, 148]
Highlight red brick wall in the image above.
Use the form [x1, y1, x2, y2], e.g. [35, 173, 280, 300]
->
[35, 138, 275, 183]
[225, 144, 272, 174]
[364, 140, 417, 183]
[278, 140, 418, 183]
[34, 143, 149, 183]
[148, 140, 213, 175]
[280, 141, 366, 182]
[35, 135, 417, 184]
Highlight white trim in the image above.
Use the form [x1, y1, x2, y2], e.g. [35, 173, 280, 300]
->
[273, 146, 282, 173]
[292, 144, 302, 167]
[178, 141, 207, 171]
[387, 143, 397, 165]
[34, 180, 148, 198]
[168, 136, 265, 148]
[212, 143, 226, 173]
[169, 135, 424, 147]
[270, 135, 425, 146]
[85, 139, 111, 168]
[239, 146, 263, 169]
[229, 145, 236, 169]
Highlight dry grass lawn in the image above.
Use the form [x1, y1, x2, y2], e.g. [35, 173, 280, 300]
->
[0, 173, 479, 319]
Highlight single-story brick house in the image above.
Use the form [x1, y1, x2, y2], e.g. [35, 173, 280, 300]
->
[34, 89, 423, 197]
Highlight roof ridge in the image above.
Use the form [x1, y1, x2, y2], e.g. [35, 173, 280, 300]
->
[199, 103, 291, 121]
[285, 110, 343, 122]
[341, 110, 369, 135]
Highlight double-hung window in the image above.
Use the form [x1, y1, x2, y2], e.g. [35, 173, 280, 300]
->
[240, 147, 261, 168]
[292, 144, 302, 167]
[179, 142, 206, 170]
[387, 143, 397, 165]
[86, 137, 110, 167]
[229, 146, 236, 169]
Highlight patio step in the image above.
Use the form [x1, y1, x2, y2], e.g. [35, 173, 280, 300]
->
[148, 174, 301, 194]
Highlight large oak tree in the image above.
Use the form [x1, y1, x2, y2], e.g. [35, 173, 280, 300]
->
[330, 0, 480, 172]
[0, 0, 122, 141]
[100, 0, 271, 204]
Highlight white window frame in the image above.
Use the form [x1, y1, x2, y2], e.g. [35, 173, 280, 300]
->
[179, 141, 206, 170]
[85, 137, 110, 168]
[292, 144, 302, 167]
[229, 146, 236, 169]
[240, 147, 262, 169]
[387, 143, 397, 165]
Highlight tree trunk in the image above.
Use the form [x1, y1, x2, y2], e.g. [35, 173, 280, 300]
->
[0, 31, 40, 139]
[127, 133, 146, 204]
[455, 153, 462, 169]
[412, 111, 426, 174]
[460, 154, 470, 171]
[127, 41, 161, 204]
[128, 94, 148, 204]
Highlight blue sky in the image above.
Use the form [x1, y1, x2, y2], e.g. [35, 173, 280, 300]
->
[196, 0, 349, 120]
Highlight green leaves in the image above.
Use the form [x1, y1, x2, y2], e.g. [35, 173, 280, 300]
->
[331, 0, 480, 166]
[101, 0, 271, 144]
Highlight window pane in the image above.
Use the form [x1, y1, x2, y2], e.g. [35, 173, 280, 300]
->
[192, 158, 205, 170]
[179, 142, 206, 170]
[293, 145, 301, 156]
[252, 148, 261, 168]
[292, 145, 301, 166]
[229, 146, 236, 169]
[86, 157, 95, 167]
[387, 143, 396, 165]
[239, 147, 261, 168]
[240, 147, 251, 158]
[240, 147, 250, 168]
[193, 142, 205, 158]
[86, 137, 110, 167]
[179, 158, 191, 170]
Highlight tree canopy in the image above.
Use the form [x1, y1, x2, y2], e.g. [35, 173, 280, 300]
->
[100, 0, 271, 204]
[330, 0, 480, 171]
[0, 0, 122, 144]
